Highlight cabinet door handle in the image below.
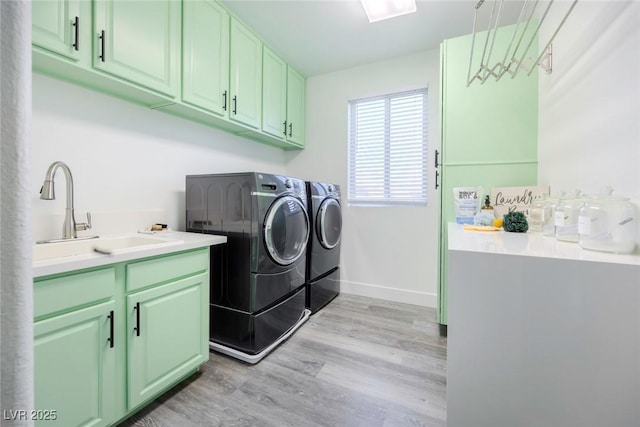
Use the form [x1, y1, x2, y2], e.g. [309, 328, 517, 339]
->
[72, 16, 79, 51]
[288, 123, 293, 138]
[99, 30, 105, 62]
[232, 96, 237, 115]
[283, 121, 287, 136]
[435, 170, 440, 190]
[133, 302, 140, 337]
[435, 149, 440, 168]
[222, 91, 227, 111]
[107, 310, 114, 348]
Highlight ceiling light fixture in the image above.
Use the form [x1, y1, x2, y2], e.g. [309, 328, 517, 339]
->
[360, 0, 417, 23]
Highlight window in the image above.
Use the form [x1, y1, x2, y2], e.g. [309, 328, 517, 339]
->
[348, 88, 428, 206]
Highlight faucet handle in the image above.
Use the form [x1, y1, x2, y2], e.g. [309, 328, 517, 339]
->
[76, 212, 92, 231]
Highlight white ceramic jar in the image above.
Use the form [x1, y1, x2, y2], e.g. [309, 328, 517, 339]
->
[578, 194, 637, 254]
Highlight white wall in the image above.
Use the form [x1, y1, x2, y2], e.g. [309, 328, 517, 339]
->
[285, 51, 441, 307]
[538, 0, 640, 246]
[32, 74, 285, 241]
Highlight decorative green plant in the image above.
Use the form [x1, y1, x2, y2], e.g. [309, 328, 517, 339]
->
[503, 211, 529, 233]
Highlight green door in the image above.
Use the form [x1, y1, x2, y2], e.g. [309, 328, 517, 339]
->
[229, 17, 262, 129]
[438, 24, 539, 326]
[93, 0, 180, 98]
[34, 300, 116, 427]
[127, 273, 208, 410]
[182, 0, 230, 117]
[262, 46, 287, 140]
[32, 0, 81, 61]
[286, 66, 306, 147]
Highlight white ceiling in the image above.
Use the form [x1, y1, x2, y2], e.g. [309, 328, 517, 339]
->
[222, 0, 528, 76]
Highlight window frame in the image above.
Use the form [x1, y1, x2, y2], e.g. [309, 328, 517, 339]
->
[347, 87, 428, 207]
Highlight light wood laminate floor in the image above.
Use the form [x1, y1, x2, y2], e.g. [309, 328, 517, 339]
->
[119, 294, 447, 427]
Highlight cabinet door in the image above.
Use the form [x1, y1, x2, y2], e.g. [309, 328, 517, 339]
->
[32, 0, 81, 61]
[262, 46, 287, 140]
[93, 0, 180, 98]
[34, 300, 116, 427]
[127, 273, 209, 409]
[229, 18, 262, 129]
[286, 66, 306, 147]
[438, 26, 539, 326]
[182, 0, 229, 117]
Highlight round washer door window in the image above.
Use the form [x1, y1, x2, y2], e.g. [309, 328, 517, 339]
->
[264, 195, 309, 265]
[317, 198, 342, 249]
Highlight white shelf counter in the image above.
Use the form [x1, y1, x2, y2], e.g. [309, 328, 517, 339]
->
[447, 223, 640, 427]
[448, 223, 640, 265]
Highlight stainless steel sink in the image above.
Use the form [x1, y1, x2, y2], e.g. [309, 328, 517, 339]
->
[33, 235, 184, 262]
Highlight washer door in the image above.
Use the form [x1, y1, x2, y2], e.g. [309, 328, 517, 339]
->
[264, 195, 309, 266]
[317, 198, 342, 249]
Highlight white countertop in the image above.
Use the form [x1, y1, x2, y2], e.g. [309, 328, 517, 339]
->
[447, 223, 640, 266]
[33, 231, 227, 278]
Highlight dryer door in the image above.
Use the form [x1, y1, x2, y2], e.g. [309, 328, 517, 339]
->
[317, 198, 342, 249]
[264, 195, 309, 266]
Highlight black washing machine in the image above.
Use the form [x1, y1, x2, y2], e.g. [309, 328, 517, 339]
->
[305, 181, 342, 313]
[186, 172, 310, 363]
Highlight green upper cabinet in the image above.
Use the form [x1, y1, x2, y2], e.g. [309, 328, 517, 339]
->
[229, 17, 262, 129]
[34, 300, 116, 427]
[182, 0, 230, 117]
[286, 66, 306, 147]
[93, 0, 181, 98]
[32, 0, 305, 149]
[262, 48, 306, 147]
[32, 0, 81, 61]
[262, 46, 288, 140]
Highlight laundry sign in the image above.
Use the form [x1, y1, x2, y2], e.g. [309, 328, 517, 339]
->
[491, 186, 549, 219]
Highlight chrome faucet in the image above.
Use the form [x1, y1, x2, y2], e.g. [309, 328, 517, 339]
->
[39, 161, 98, 243]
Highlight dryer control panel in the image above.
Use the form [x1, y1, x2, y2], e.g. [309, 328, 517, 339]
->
[256, 173, 306, 199]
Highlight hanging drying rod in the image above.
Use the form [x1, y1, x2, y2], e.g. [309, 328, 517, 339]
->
[466, 0, 579, 87]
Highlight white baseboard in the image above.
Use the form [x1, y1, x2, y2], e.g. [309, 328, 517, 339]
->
[339, 280, 437, 308]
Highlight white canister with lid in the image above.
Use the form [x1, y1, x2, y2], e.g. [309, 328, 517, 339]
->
[554, 192, 584, 242]
[529, 194, 557, 234]
[542, 195, 560, 236]
[528, 196, 546, 232]
[578, 192, 637, 254]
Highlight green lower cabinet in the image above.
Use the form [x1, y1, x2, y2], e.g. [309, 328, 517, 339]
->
[127, 273, 209, 409]
[33, 248, 210, 426]
[34, 300, 116, 427]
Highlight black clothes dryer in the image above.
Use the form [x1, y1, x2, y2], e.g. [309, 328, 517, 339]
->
[305, 181, 342, 313]
[186, 172, 310, 362]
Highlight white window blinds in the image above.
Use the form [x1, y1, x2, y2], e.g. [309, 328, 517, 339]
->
[348, 88, 428, 206]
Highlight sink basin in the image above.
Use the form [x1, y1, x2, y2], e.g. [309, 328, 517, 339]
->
[34, 235, 184, 262]
[91, 236, 181, 253]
